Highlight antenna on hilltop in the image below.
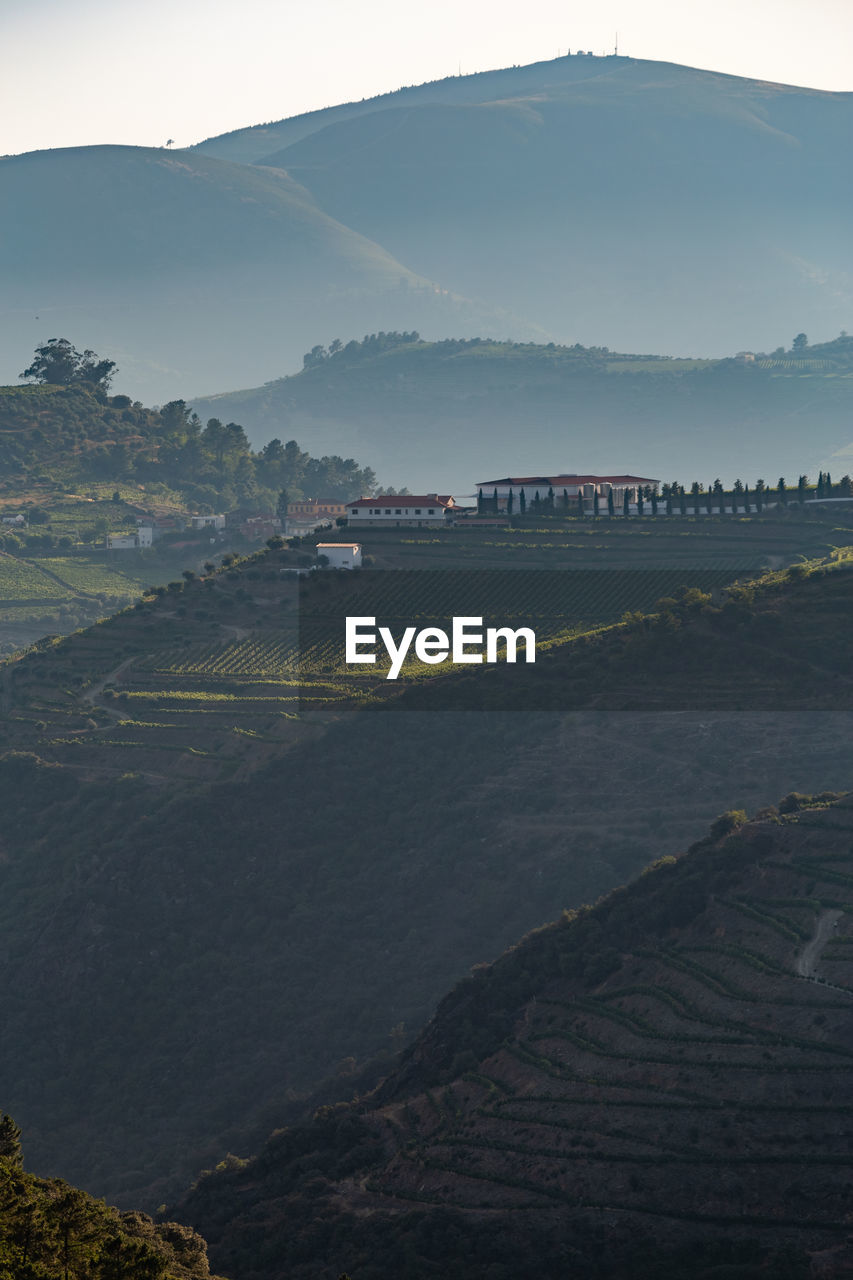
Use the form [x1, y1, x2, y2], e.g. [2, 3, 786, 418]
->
[614, 32, 618, 56]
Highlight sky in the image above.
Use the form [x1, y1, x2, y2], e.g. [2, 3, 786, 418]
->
[1, 0, 852, 156]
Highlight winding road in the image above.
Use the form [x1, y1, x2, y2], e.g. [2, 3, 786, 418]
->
[796, 909, 843, 979]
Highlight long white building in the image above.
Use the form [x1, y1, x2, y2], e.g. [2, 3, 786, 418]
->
[346, 495, 457, 527]
[476, 474, 659, 510]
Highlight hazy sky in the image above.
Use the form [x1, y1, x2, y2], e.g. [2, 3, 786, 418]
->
[2, 0, 852, 157]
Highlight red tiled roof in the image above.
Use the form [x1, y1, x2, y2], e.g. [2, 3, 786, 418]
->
[476, 475, 658, 486]
[347, 495, 455, 508]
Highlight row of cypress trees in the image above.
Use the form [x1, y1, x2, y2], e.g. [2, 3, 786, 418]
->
[476, 473, 852, 516]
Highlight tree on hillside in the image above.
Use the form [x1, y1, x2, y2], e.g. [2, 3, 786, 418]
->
[792, 333, 808, 353]
[20, 338, 116, 389]
[0, 1113, 22, 1164]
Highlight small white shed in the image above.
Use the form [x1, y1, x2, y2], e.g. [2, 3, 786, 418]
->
[316, 542, 362, 569]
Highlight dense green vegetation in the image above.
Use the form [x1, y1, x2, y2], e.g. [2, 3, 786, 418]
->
[173, 797, 853, 1279]
[0, 376, 380, 651]
[0, 1119, 220, 1279]
[0, 381, 374, 512]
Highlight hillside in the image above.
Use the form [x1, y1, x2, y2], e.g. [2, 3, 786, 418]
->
[0, 380, 381, 651]
[174, 795, 853, 1279]
[192, 334, 853, 493]
[0, 147, 527, 403]
[4, 533, 853, 1208]
[201, 55, 853, 361]
[1, 56, 851, 404]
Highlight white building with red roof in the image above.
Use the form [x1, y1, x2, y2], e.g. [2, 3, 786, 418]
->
[346, 494, 457, 528]
[475, 474, 658, 511]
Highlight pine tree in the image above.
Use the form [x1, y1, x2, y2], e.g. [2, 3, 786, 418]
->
[0, 1113, 22, 1164]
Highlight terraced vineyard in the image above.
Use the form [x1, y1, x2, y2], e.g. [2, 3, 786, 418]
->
[376, 809, 853, 1226]
[0, 552, 69, 603]
[39, 555, 149, 596]
[143, 567, 743, 682]
[173, 798, 853, 1278]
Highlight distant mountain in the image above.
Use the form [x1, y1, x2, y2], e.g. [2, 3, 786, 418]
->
[2, 56, 850, 409]
[198, 55, 853, 360]
[175, 794, 853, 1279]
[0, 146, 533, 403]
[192, 334, 853, 493]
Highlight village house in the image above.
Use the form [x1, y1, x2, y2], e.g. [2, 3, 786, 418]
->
[107, 525, 153, 550]
[475, 474, 659, 511]
[285, 498, 348, 537]
[316, 542, 362, 569]
[191, 513, 226, 530]
[346, 495, 456, 528]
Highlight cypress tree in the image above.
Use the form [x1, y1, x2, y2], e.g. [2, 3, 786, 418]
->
[706, 484, 713, 515]
[477, 487, 484, 514]
[691, 481, 701, 514]
[650, 490, 658, 515]
[777, 476, 787, 505]
[506, 488, 514, 514]
[492, 487, 499, 513]
[743, 483, 751, 513]
[637, 488, 644, 516]
[623, 489, 630, 516]
[817, 473, 825, 500]
[607, 488, 615, 517]
[562, 488, 570, 512]
[679, 486, 687, 516]
[519, 489, 527, 514]
[0, 1113, 22, 1164]
[577, 490, 584, 517]
[798, 475, 807, 504]
[547, 485, 555, 513]
[593, 490, 600, 516]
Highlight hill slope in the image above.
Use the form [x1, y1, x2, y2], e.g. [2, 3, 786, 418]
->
[206, 56, 853, 359]
[3, 546, 853, 1207]
[174, 796, 853, 1279]
[192, 334, 853, 492]
[0, 147, 528, 402]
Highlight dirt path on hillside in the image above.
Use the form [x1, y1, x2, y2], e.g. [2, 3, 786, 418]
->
[796, 909, 843, 978]
[82, 657, 135, 713]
